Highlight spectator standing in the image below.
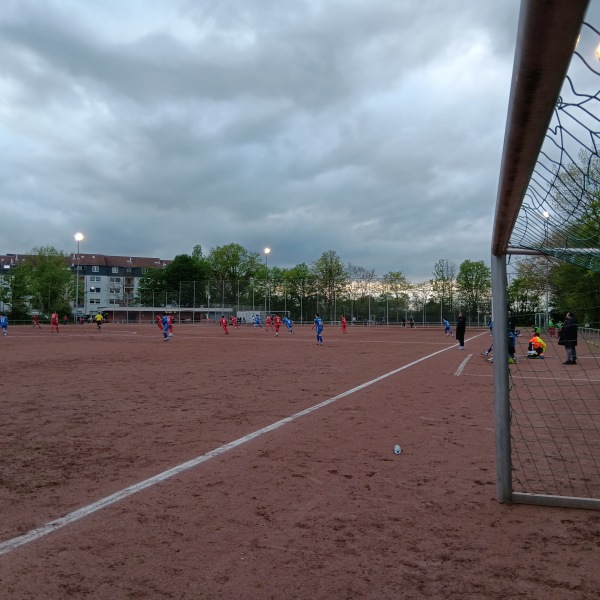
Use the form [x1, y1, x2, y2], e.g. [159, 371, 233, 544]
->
[559, 312, 578, 365]
[456, 312, 466, 349]
[508, 310, 516, 335]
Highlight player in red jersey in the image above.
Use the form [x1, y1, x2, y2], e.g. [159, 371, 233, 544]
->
[220, 315, 229, 334]
[265, 314, 272, 331]
[231, 315, 239, 328]
[33, 314, 42, 329]
[167, 314, 173, 337]
[155, 314, 163, 330]
[50, 311, 59, 333]
[341, 315, 347, 334]
[274, 313, 282, 336]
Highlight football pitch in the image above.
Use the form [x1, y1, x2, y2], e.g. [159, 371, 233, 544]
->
[0, 323, 598, 599]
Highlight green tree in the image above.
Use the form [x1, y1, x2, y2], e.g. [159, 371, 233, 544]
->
[137, 249, 210, 307]
[192, 245, 203, 261]
[1, 267, 30, 320]
[544, 151, 600, 325]
[411, 281, 434, 324]
[21, 246, 73, 318]
[137, 268, 168, 307]
[281, 263, 315, 322]
[550, 262, 600, 327]
[431, 259, 457, 320]
[456, 260, 491, 322]
[311, 250, 349, 321]
[347, 264, 377, 320]
[206, 243, 261, 306]
[382, 271, 410, 323]
[548, 152, 600, 275]
[507, 258, 546, 324]
[165, 254, 210, 307]
[206, 243, 261, 280]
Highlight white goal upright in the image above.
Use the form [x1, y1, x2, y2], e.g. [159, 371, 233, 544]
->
[491, 0, 600, 510]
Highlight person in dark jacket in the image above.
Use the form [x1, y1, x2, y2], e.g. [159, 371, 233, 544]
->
[456, 312, 466, 349]
[558, 311, 578, 365]
[508, 310, 516, 335]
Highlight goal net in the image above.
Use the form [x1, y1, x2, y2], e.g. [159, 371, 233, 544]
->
[491, 0, 600, 510]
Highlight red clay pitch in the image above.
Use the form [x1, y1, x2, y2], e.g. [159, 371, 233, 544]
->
[0, 323, 598, 599]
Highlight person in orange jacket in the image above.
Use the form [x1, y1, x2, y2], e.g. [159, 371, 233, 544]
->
[527, 328, 547, 359]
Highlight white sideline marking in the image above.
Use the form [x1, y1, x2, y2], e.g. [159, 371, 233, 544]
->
[454, 354, 473, 376]
[0, 341, 465, 557]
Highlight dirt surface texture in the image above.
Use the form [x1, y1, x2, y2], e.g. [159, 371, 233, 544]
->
[0, 322, 598, 599]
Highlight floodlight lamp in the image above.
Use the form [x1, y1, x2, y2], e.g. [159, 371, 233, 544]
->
[75, 232, 84, 242]
[264, 247, 271, 255]
[596, 43, 600, 61]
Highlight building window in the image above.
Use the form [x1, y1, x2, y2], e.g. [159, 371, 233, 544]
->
[109, 299, 117, 305]
[89, 298, 100, 305]
[109, 277, 121, 283]
[92, 266, 99, 273]
[91, 276, 101, 282]
[112, 267, 119, 274]
[89, 287, 101, 293]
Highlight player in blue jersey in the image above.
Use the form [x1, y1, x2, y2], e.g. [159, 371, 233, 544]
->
[0, 313, 8, 336]
[443, 318, 453, 337]
[283, 316, 294, 334]
[161, 313, 170, 341]
[253, 314, 262, 329]
[312, 313, 323, 345]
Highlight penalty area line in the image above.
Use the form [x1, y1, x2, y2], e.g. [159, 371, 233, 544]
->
[0, 341, 458, 557]
[454, 354, 473, 376]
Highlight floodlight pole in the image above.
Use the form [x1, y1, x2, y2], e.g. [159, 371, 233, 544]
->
[74, 233, 84, 322]
[264, 248, 271, 314]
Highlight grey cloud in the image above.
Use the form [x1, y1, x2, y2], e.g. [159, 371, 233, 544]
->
[0, 0, 523, 281]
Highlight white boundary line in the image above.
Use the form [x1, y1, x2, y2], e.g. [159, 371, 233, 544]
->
[454, 354, 473, 376]
[0, 338, 479, 557]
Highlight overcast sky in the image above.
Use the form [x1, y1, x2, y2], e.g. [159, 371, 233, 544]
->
[0, 0, 524, 281]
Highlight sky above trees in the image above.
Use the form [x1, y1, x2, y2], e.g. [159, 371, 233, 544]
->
[1, 1, 595, 281]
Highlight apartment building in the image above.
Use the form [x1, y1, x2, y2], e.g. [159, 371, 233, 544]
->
[71, 254, 170, 316]
[0, 253, 170, 319]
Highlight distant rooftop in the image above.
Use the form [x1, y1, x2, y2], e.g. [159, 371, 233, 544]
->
[0, 253, 172, 269]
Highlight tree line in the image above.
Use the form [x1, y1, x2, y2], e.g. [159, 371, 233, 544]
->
[2, 240, 596, 326]
[1, 243, 495, 323]
[139, 250, 494, 323]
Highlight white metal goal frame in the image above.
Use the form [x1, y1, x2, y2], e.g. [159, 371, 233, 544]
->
[492, 0, 600, 510]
